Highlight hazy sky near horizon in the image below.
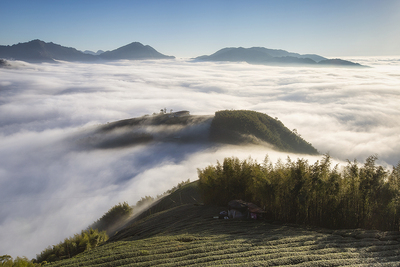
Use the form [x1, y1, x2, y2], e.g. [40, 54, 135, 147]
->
[1, 0, 400, 57]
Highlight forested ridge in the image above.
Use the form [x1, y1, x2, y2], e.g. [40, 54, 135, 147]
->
[210, 110, 318, 155]
[83, 110, 319, 153]
[198, 155, 400, 231]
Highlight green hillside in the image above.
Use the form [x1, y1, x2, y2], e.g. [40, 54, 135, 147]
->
[43, 181, 400, 266]
[82, 110, 319, 155]
[210, 110, 318, 154]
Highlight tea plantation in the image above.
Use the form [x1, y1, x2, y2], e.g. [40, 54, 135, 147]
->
[44, 182, 400, 266]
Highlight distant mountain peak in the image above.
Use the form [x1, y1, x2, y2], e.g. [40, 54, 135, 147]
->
[0, 40, 174, 62]
[27, 39, 45, 44]
[99, 41, 174, 60]
[196, 46, 363, 67]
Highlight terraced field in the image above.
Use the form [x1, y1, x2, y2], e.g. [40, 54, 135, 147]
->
[45, 183, 400, 266]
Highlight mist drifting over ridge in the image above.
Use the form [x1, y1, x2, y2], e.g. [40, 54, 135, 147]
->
[1, 57, 400, 259]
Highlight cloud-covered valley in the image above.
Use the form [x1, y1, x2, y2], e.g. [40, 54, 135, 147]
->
[1, 57, 400, 258]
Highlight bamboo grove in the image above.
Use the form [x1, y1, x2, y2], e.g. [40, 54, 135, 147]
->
[198, 155, 400, 231]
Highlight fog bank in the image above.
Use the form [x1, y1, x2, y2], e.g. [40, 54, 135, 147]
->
[1, 57, 400, 258]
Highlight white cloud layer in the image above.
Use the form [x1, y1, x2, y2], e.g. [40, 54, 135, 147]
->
[1, 57, 400, 258]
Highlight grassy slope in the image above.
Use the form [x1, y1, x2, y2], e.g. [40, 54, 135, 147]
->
[210, 110, 319, 155]
[46, 182, 400, 266]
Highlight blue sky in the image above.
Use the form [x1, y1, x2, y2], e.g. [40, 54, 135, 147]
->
[1, 0, 399, 57]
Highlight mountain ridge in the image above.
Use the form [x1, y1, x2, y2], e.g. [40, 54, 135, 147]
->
[196, 46, 364, 67]
[99, 42, 174, 60]
[0, 39, 174, 62]
[1, 40, 364, 66]
[82, 50, 104, 55]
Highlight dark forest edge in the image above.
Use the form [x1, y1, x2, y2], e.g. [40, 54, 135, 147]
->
[198, 154, 400, 231]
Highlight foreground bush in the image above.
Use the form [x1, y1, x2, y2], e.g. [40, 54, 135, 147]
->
[1, 255, 44, 267]
[88, 201, 133, 235]
[35, 228, 108, 264]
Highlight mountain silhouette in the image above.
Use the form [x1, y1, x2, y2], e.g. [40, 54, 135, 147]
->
[249, 47, 326, 62]
[0, 40, 174, 63]
[83, 50, 104, 56]
[196, 47, 363, 67]
[1, 40, 361, 66]
[196, 47, 274, 63]
[0, 40, 97, 62]
[318, 58, 363, 66]
[99, 42, 174, 60]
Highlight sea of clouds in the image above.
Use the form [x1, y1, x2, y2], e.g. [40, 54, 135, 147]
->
[1, 57, 400, 258]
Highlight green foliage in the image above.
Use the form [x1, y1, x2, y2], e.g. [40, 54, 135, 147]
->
[158, 179, 191, 197]
[136, 196, 155, 207]
[210, 110, 318, 155]
[89, 202, 133, 235]
[1, 255, 43, 267]
[198, 155, 400, 231]
[35, 228, 108, 264]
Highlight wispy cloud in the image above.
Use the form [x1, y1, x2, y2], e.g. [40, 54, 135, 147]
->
[1, 57, 400, 258]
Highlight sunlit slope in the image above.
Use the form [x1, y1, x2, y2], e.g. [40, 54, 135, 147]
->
[210, 110, 318, 154]
[46, 183, 400, 267]
[107, 181, 203, 240]
[116, 180, 203, 230]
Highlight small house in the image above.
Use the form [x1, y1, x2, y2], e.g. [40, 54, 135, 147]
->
[228, 200, 264, 220]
